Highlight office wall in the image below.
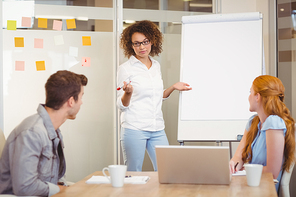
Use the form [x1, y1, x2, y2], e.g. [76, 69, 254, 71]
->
[277, 1, 296, 196]
[0, 0, 3, 132]
[1, 3, 116, 182]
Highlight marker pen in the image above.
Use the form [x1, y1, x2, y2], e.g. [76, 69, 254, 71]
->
[117, 81, 131, 91]
[234, 161, 239, 170]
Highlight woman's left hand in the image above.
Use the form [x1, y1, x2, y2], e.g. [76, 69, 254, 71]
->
[173, 82, 192, 91]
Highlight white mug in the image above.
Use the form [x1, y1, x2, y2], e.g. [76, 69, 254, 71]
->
[102, 165, 127, 187]
[244, 164, 263, 187]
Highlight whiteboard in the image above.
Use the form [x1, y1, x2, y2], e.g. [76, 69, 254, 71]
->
[178, 12, 263, 141]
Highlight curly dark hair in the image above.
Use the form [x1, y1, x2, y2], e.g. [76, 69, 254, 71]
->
[120, 20, 163, 58]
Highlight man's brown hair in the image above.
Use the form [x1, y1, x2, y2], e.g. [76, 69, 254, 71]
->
[45, 70, 88, 110]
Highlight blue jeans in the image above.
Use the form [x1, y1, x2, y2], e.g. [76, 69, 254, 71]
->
[120, 127, 169, 171]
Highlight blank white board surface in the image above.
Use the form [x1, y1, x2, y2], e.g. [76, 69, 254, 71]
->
[178, 12, 262, 141]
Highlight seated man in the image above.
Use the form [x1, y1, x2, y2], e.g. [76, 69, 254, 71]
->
[0, 70, 88, 196]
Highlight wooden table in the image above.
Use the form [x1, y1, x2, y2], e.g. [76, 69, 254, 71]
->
[52, 171, 277, 197]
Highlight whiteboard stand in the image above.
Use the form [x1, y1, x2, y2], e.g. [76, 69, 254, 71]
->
[177, 12, 263, 160]
[178, 139, 241, 159]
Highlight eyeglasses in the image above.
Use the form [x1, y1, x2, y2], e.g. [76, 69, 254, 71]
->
[132, 39, 150, 47]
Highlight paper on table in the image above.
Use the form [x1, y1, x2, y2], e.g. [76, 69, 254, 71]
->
[124, 176, 150, 184]
[86, 176, 110, 184]
[232, 170, 246, 176]
[86, 176, 150, 184]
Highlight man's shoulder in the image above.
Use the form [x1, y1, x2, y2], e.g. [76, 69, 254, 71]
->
[19, 113, 45, 130]
[10, 113, 47, 139]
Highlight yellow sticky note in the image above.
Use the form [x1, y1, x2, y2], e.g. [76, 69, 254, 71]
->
[82, 36, 91, 46]
[38, 18, 47, 28]
[36, 61, 45, 71]
[7, 20, 17, 30]
[15, 37, 24, 47]
[66, 19, 76, 29]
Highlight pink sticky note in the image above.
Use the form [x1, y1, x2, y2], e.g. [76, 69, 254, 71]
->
[34, 38, 43, 48]
[82, 57, 91, 67]
[53, 20, 63, 31]
[15, 61, 25, 71]
[22, 17, 31, 27]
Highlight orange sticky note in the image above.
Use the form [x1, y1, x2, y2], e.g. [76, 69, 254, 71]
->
[34, 38, 43, 48]
[7, 20, 17, 30]
[82, 36, 91, 46]
[15, 61, 25, 71]
[36, 61, 45, 71]
[38, 18, 47, 28]
[22, 17, 31, 27]
[15, 37, 24, 47]
[66, 19, 76, 29]
[53, 20, 63, 31]
[82, 57, 91, 67]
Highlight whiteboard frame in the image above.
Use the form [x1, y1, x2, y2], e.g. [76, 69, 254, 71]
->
[178, 12, 263, 142]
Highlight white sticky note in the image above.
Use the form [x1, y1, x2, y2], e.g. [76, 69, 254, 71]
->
[69, 46, 78, 57]
[54, 35, 64, 45]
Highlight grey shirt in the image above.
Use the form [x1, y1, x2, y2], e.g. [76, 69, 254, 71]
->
[0, 104, 66, 196]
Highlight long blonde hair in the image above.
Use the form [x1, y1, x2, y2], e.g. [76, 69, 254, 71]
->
[242, 75, 295, 172]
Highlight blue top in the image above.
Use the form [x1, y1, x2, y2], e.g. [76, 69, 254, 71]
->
[246, 114, 286, 192]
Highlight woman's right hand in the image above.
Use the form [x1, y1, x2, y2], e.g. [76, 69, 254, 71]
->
[229, 160, 237, 174]
[229, 160, 242, 174]
[229, 160, 244, 174]
[122, 81, 133, 94]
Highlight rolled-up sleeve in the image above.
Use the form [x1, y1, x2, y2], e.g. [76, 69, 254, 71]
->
[117, 66, 130, 111]
[11, 130, 50, 196]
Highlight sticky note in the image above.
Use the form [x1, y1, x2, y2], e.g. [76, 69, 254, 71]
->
[38, 18, 47, 28]
[21, 17, 31, 27]
[53, 20, 63, 31]
[34, 38, 43, 48]
[15, 61, 25, 71]
[82, 36, 91, 46]
[82, 57, 91, 67]
[7, 20, 17, 30]
[36, 61, 45, 71]
[69, 46, 78, 57]
[15, 37, 24, 47]
[54, 35, 64, 45]
[66, 19, 76, 29]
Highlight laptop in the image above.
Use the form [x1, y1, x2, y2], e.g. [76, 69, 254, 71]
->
[155, 145, 231, 185]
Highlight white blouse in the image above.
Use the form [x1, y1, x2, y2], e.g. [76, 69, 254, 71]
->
[117, 56, 166, 131]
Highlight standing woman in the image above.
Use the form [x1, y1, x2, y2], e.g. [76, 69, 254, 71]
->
[229, 75, 295, 192]
[117, 20, 192, 171]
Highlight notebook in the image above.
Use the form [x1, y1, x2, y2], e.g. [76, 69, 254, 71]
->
[155, 145, 231, 185]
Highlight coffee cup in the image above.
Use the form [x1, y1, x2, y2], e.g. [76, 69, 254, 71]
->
[244, 164, 263, 187]
[102, 165, 127, 187]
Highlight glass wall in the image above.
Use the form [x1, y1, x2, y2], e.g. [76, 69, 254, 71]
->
[2, 0, 116, 182]
[277, 0, 296, 119]
[123, 0, 213, 12]
[1, 0, 214, 176]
